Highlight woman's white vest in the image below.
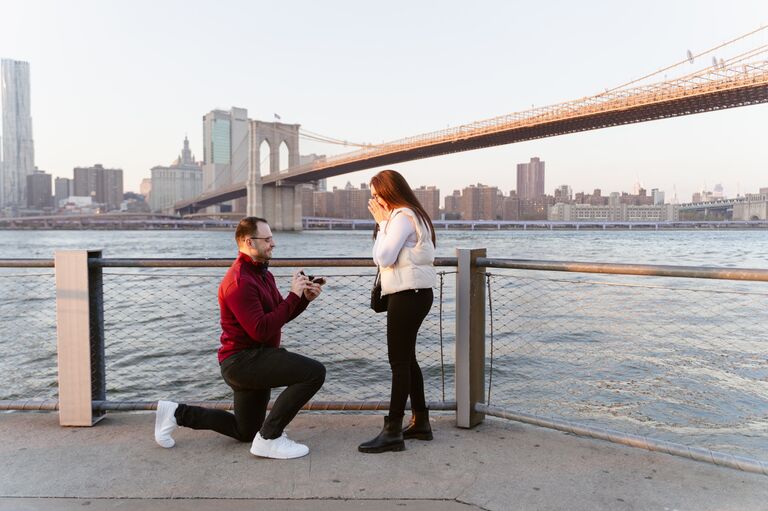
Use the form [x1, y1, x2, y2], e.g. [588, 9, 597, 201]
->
[380, 207, 436, 296]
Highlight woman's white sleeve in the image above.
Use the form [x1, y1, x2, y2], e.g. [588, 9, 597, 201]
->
[374, 213, 414, 267]
[372, 221, 386, 265]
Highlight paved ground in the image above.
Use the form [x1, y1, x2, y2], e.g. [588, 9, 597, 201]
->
[1, 411, 766, 511]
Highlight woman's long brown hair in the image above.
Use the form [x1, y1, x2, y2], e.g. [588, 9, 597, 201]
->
[371, 169, 436, 246]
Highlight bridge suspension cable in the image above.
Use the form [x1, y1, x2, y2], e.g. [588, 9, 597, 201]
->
[267, 123, 381, 149]
[604, 23, 768, 94]
[264, 25, 768, 157]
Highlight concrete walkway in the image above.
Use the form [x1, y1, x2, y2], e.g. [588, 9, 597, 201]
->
[1, 412, 765, 511]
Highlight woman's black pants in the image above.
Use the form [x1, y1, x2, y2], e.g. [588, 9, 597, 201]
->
[386, 288, 434, 420]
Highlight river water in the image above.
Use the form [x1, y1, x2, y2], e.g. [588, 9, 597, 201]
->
[1, 228, 767, 460]
[2, 228, 768, 265]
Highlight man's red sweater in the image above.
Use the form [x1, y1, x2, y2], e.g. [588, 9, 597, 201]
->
[217, 252, 309, 362]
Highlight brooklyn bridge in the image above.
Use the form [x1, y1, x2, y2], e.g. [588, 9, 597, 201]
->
[174, 29, 768, 229]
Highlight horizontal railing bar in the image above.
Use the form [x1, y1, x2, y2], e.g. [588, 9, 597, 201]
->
[0, 400, 59, 410]
[479, 257, 768, 281]
[3, 256, 766, 280]
[477, 403, 768, 476]
[0, 399, 457, 412]
[0, 259, 54, 268]
[89, 257, 458, 268]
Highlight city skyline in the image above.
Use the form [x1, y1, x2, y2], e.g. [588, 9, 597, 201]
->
[1, 1, 767, 203]
[18, 141, 766, 216]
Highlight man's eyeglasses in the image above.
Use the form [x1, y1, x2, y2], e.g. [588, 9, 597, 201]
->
[249, 236, 273, 243]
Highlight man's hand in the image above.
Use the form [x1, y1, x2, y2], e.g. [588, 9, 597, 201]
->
[290, 269, 309, 297]
[304, 281, 322, 302]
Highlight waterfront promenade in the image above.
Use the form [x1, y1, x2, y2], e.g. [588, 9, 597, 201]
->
[1, 412, 766, 510]
[3, 248, 768, 509]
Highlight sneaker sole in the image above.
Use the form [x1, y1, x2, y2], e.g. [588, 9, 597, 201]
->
[250, 449, 309, 460]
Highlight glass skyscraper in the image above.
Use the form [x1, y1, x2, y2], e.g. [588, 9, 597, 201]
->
[1, 59, 35, 210]
[202, 107, 248, 192]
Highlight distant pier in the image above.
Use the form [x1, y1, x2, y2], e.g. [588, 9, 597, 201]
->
[1, 213, 767, 230]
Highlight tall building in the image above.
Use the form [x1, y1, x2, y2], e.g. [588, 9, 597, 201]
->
[54, 177, 73, 208]
[150, 137, 203, 213]
[312, 191, 335, 217]
[502, 192, 520, 220]
[458, 183, 503, 220]
[203, 107, 249, 212]
[333, 182, 369, 219]
[1, 59, 35, 210]
[554, 184, 572, 202]
[26, 168, 52, 209]
[516, 157, 545, 200]
[443, 190, 462, 219]
[73, 163, 124, 211]
[412, 185, 440, 219]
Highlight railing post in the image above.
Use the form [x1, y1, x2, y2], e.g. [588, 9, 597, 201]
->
[55, 250, 105, 426]
[455, 248, 486, 428]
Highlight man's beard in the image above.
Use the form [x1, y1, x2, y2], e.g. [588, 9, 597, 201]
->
[255, 247, 272, 261]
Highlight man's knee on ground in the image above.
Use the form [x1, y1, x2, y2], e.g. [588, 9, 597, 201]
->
[234, 424, 261, 443]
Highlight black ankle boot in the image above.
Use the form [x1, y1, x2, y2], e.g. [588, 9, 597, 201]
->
[358, 415, 405, 453]
[403, 409, 433, 440]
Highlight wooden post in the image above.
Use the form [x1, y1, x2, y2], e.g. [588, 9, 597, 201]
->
[55, 250, 105, 426]
[455, 248, 486, 428]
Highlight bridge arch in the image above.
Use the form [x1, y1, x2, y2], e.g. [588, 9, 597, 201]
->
[247, 121, 302, 229]
[279, 141, 291, 172]
[258, 139, 272, 178]
[249, 121, 300, 177]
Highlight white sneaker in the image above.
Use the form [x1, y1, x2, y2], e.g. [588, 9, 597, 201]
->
[250, 432, 309, 459]
[154, 400, 179, 448]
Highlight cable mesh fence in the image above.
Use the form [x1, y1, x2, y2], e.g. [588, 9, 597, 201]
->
[0, 270, 58, 401]
[101, 267, 455, 405]
[484, 270, 768, 461]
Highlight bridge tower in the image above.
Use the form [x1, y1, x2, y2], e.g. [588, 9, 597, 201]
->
[247, 121, 303, 230]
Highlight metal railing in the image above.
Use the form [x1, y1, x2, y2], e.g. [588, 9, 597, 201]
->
[0, 255, 459, 417]
[2, 251, 767, 475]
[477, 258, 768, 475]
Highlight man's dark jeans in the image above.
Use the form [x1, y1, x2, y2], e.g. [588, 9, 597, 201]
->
[175, 346, 326, 441]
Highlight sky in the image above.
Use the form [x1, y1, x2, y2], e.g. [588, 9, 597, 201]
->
[1, 0, 767, 203]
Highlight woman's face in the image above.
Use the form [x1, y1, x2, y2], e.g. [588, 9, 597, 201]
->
[370, 183, 390, 210]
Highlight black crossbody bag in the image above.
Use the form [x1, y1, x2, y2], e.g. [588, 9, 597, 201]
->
[370, 269, 388, 313]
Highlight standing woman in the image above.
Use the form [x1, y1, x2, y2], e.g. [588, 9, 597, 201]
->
[358, 169, 437, 454]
